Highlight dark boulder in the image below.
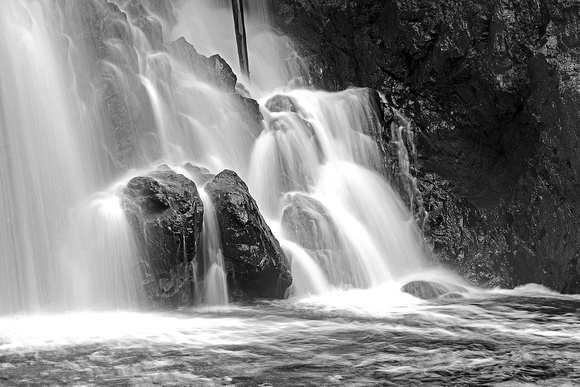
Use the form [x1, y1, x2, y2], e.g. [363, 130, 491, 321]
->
[205, 170, 292, 299]
[123, 166, 204, 307]
[402, 280, 466, 300]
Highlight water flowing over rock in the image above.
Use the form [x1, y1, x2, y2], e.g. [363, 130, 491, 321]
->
[123, 166, 204, 307]
[401, 280, 466, 300]
[167, 37, 237, 93]
[271, 0, 580, 294]
[205, 170, 292, 300]
[282, 194, 340, 252]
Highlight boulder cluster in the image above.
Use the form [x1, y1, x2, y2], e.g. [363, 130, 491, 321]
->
[123, 165, 292, 307]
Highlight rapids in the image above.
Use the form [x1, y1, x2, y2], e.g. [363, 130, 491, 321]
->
[0, 0, 579, 385]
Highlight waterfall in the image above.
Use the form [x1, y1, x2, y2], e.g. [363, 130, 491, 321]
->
[250, 89, 428, 293]
[0, 0, 143, 313]
[0, 0, 439, 314]
[198, 190, 229, 306]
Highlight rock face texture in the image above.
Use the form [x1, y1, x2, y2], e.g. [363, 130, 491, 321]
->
[205, 170, 292, 299]
[123, 166, 204, 307]
[271, 0, 580, 292]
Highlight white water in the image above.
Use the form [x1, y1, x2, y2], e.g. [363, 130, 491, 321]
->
[0, 0, 141, 313]
[0, 0, 459, 314]
[199, 190, 229, 306]
[1, 2, 579, 385]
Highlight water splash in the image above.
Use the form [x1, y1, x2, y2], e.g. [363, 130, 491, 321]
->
[198, 190, 229, 306]
[249, 88, 429, 290]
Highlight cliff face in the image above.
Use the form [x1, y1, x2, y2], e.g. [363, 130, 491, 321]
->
[271, 0, 580, 292]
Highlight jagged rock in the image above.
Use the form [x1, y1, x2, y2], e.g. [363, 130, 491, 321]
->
[402, 280, 466, 300]
[167, 37, 237, 92]
[205, 169, 292, 299]
[123, 166, 204, 307]
[181, 162, 215, 187]
[167, 37, 263, 129]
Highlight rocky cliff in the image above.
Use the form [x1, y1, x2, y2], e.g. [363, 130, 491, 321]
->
[271, 0, 580, 292]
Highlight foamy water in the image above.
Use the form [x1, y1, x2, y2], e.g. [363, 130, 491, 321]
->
[1, 286, 578, 385]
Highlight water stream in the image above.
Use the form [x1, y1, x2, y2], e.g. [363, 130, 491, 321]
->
[0, 0, 579, 384]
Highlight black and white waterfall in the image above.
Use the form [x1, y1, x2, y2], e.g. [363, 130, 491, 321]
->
[0, 1, 578, 385]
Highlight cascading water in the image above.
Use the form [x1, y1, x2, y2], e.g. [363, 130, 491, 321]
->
[0, 0, 441, 312]
[198, 190, 229, 306]
[1, 2, 579, 385]
[248, 89, 429, 295]
[0, 0, 143, 313]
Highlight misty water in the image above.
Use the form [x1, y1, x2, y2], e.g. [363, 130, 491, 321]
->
[0, 0, 579, 385]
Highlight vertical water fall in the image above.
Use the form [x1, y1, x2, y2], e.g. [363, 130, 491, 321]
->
[0, 0, 143, 314]
[199, 190, 229, 306]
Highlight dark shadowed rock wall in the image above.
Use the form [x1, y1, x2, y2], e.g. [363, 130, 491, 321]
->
[271, 0, 580, 292]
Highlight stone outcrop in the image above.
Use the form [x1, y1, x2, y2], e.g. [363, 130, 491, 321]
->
[123, 166, 204, 307]
[205, 170, 292, 299]
[271, 0, 580, 293]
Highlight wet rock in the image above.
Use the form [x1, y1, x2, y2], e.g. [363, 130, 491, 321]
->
[181, 162, 214, 187]
[167, 38, 263, 128]
[167, 37, 237, 92]
[123, 166, 204, 307]
[282, 194, 339, 252]
[440, 292, 463, 300]
[265, 95, 299, 113]
[143, 0, 178, 31]
[56, 0, 158, 170]
[121, 0, 164, 51]
[205, 170, 292, 299]
[402, 280, 466, 300]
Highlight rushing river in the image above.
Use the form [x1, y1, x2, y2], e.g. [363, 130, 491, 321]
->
[1, 285, 579, 386]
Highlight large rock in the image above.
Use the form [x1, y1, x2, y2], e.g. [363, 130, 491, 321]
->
[123, 166, 204, 307]
[272, 0, 580, 293]
[205, 170, 292, 299]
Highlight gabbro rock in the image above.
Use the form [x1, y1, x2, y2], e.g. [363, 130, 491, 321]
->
[205, 170, 292, 299]
[123, 166, 204, 307]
